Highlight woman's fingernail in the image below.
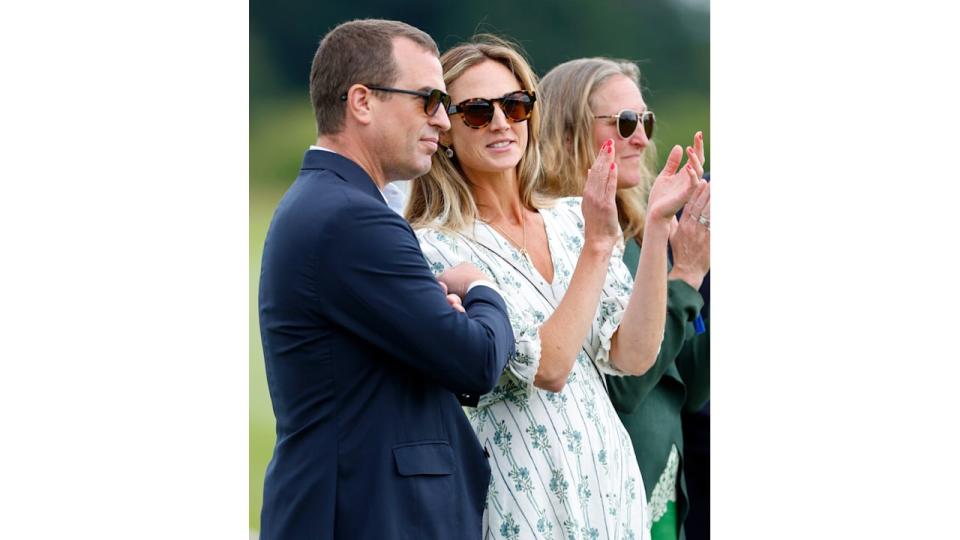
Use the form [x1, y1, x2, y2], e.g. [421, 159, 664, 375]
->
[610, 163, 616, 170]
[607, 144, 613, 154]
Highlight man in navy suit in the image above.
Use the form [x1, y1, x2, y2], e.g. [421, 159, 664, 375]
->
[258, 19, 516, 539]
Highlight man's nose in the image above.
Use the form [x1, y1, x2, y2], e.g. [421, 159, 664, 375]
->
[430, 105, 451, 131]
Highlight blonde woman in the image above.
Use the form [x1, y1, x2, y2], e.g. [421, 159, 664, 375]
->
[407, 36, 700, 540]
[539, 58, 711, 540]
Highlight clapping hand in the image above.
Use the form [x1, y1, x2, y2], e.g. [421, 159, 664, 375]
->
[669, 179, 710, 290]
[581, 139, 622, 251]
[647, 142, 701, 223]
[688, 131, 705, 178]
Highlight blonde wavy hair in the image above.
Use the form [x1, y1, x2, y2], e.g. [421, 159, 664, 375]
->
[539, 58, 658, 242]
[406, 34, 550, 231]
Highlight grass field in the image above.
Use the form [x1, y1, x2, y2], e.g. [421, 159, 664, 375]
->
[249, 187, 283, 532]
[249, 97, 315, 532]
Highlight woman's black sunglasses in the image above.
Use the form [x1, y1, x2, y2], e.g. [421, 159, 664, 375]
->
[447, 90, 536, 129]
[341, 85, 452, 117]
[594, 109, 656, 140]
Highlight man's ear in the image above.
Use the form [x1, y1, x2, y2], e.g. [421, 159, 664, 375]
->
[343, 84, 374, 126]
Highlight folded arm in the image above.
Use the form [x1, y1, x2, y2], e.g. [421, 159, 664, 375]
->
[319, 201, 515, 395]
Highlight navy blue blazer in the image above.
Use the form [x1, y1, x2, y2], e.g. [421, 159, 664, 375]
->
[258, 150, 516, 539]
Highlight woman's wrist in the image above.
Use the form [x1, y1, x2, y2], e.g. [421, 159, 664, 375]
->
[641, 217, 671, 245]
[668, 266, 705, 290]
[582, 236, 616, 259]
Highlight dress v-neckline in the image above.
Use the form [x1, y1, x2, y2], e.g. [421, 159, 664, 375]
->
[478, 211, 557, 286]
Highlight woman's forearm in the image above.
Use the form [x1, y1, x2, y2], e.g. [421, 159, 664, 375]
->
[534, 241, 613, 392]
[609, 219, 672, 374]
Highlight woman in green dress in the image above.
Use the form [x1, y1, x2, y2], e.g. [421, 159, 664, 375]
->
[539, 58, 711, 540]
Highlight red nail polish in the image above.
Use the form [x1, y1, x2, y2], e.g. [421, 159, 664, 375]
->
[607, 145, 613, 154]
[610, 163, 615, 170]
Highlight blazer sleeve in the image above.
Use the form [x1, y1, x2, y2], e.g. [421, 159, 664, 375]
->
[606, 278, 704, 414]
[417, 228, 548, 389]
[316, 198, 515, 396]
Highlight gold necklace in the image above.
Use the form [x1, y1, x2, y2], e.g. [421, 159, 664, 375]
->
[479, 211, 529, 260]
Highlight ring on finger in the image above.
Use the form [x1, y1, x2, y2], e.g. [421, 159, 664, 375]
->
[698, 215, 711, 228]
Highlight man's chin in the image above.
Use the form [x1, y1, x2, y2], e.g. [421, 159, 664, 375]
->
[388, 160, 432, 182]
[411, 155, 435, 178]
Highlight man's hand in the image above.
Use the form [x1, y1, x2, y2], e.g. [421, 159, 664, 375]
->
[437, 262, 488, 298]
[438, 281, 465, 313]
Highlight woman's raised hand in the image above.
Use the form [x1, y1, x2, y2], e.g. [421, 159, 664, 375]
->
[690, 131, 706, 179]
[646, 144, 700, 223]
[581, 139, 622, 251]
[669, 180, 710, 289]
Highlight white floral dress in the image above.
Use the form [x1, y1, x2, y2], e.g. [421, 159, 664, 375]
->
[417, 197, 651, 540]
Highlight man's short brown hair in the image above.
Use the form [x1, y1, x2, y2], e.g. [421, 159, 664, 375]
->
[309, 19, 439, 136]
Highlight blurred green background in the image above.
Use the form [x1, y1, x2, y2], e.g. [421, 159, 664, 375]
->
[250, 0, 709, 532]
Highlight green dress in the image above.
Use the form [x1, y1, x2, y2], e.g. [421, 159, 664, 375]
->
[607, 237, 710, 540]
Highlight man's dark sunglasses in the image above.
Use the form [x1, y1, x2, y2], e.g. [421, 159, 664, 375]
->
[340, 85, 451, 117]
[447, 90, 536, 129]
[593, 109, 656, 140]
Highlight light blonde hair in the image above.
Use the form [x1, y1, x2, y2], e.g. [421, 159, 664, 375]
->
[539, 57, 658, 242]
[406, 34, 550, 231]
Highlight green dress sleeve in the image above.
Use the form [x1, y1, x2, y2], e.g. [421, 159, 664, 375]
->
[677, 319, 710, 412]
[606, 276, 703, 414]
